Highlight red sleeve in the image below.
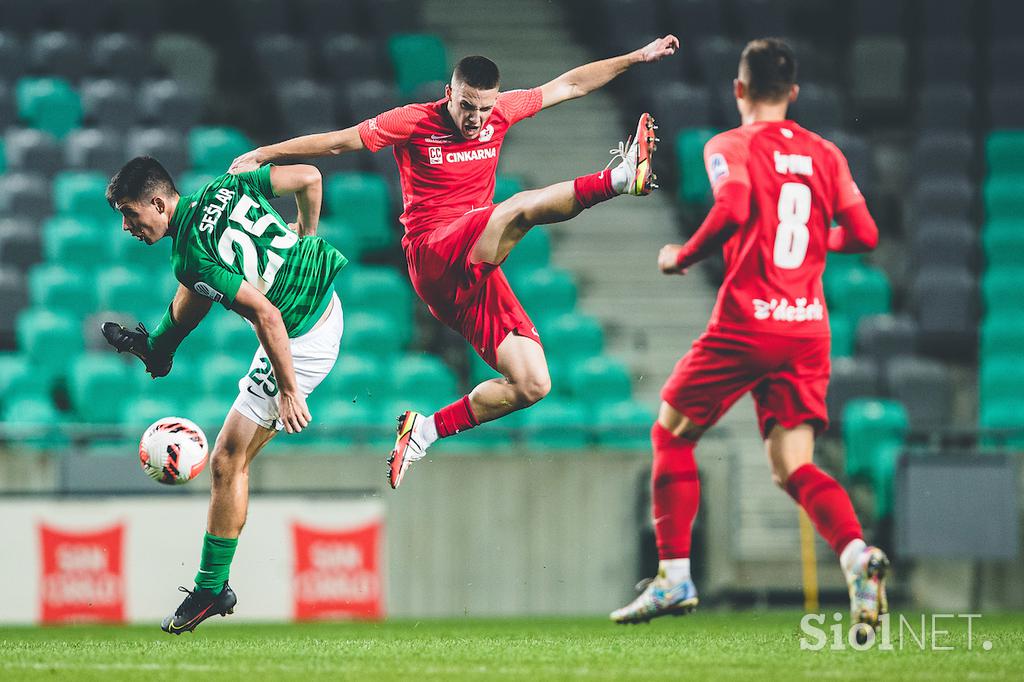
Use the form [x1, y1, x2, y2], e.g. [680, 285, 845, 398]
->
[357, 104, 424, 152]
[827, 202, 878, 253]
[826, 141, 865, 213]
[496, 88, 543, 126]
[676, 181, 752, 269]
[704, 131, 750, 198]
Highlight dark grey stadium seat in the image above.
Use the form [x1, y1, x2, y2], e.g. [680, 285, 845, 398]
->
[849, 37, 908, 113]
[909, 222, 980, 275]
[918, 84, 975, 131]
[884, 356, 954, 430]
[125, 128, 189, 178]
[0, 266, 28, 348]
[693, 36, 744, 91]
[665, 0, 724, 42]
[856, 314, 918, 367]
[29, 32, 87, 82]
[910, 267, 979, 359]
[255, 34, 311, 84]
[90, 33, 150, 81]
[650, 83, 713, 139]
[989, 0, 1024, 40]
[0, 219, 44, 271]
[5, 129, 64, 177]
[988, 86, 1024, 129]
[611, 33, 687, 111]
[106, 0, 161, 37]
[919, 39, 974, 85]
[295, 0, 361, 38]
[732, 0, 789, 39]
[230, 0, 289, 37]
[827, 131, 874, 196]
[911, 132, 976, 179]
[321, 34, 386, 85]
[0, 82, 15, 132]
[81, 79, 137, 129]
[65, 128, 125, 174]
[0, 33, 25, 82]
[597, 1, 660, 45]
[343, 79, 400, 125]
[790, 84, 844, 132]
[276, 80, 337, 136]
[786, 40, 840, 85]
[138, 80, 203, 130]
[827, 356, 881, 430]
[921, 0, 974, 38]
[851, 0, 907, 36]
[716, 89, 740, 128]
[989, 40, 1024, 87]
[905, 177, 975, 232]
[365, 0, 420, 35]
[411, 81, 446, 105]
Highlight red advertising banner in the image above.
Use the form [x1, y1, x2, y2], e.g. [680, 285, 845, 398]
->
[39, 523, 125, 624]
[291, 521, 383, 621]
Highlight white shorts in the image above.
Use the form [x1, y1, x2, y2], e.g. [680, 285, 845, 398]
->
[232, 292, 343, 430]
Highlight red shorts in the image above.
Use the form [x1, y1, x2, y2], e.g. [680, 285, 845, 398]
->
[404, 205, 541, 369]
[661, 327, 831, 438]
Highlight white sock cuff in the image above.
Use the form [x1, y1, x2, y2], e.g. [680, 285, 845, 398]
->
[840, 538, 867, 574]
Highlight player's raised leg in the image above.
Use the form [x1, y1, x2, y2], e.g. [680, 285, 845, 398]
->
[766, 423, 889, 633]
[472, 112, 658, 266]
[160, 410, 276, 635]
[611, 403, 702, 624]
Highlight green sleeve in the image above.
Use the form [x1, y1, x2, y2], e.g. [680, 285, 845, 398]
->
[236, 164, 276, 200]
[180, 259, 244, 309]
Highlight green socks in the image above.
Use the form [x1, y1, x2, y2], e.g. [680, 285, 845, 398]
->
[195, 533, 238, 592]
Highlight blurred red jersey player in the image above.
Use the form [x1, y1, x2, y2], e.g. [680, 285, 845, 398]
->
[611, 39, 889, 637]
[230, 37, 679, 488]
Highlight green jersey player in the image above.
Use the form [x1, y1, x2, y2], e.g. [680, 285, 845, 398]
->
[102, 156, 347, 634]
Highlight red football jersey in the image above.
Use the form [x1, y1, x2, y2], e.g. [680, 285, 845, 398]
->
[357, 88, 544, 245]
[703, 120, 864, 337]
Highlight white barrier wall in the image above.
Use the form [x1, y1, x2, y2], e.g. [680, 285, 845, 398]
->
[0, 496, 384, 625]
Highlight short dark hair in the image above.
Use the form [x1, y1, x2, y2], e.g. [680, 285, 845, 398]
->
[106, 156, 178, 209]
[739, 38, 797, 102]
[452, 55, 500, 90]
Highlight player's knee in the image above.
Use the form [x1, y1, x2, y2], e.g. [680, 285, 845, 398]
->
[209, 441, 246, 484]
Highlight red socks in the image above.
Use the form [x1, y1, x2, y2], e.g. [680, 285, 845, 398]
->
[785, 463, 864, 555]
[651, 423, 701, 560]
[434, 395, 479, 438]
[573, 171, 617, 208]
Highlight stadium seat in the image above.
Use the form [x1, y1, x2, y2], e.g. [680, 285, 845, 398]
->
[513, 267, 578, 324]
[855, 314, 917, 367]
[325, 173, 394, 251]
[343, 311, 405, 358]
[254, 34, 311, 83]
[15, 77, 82, 138]
[29, 31, 87, 83]
[1, 397, 67, 450]
[542, 314, 604, 365]
[28, 263, 96, 317]
[90, 33, 150, 81]
[112, 228, 173, 272]
[210, 314, 257, 354]
[649, 84, 713, 140]
[829, 314, 853, 358]
[0, 82, 15, 135]
[693, 36, 744, 93]
[884, 357, 953, 430]
[44, 216, 106, 268]
[186, 395, 233, 437]
[97, 266, 166, 319]
[388, 34, 448, 96]
[918, 84, 975, 131]
[0, 32, 25, 82]
[321, 34, 385, 84]
[152, 34, 216, 101]
[828, 131, 875, 195]
[841, 398, 908, 482]
[983, 176, 1024, 221]
[120, 397, 179, 436]
[336, 267, 414, 345]
[919, 38, 973, 83]
[909, 224, 979, 275]
[5, 128, 63, 177]
[65, 128, 125, 174]
[133, 356, 198, 406]
[501, 227, 551, 278]
[981, 315, 1024, 360]
[826, 356, 881, 430]
[125, 127, 190, 178]
[305, 399, 376, 447]
[80, 79, 137, 130]
[199, 353, 250, 397]
[343, 79, 400, 124]
[905, 176, 975, 232]
[665, 0, 724, 42]
[53, 171, 111, 224]
[177, 171, 217, 195]
[390, 353, 459, 408]
[317, 353, 389, 409]
[675, 128, 718, 204]
[276, 80, 336, 136]
[0, 352, 31, 397]
[568, 356, 632, 405]
[595, 400, 651, 450]
[790, 84, 844, 132]
[188, 126, 252, 175]
[988, 86, 1024, 129]
[981, 267, 1024, 315]
[912, 132, 976, 179]
[0, 269, 28, 347]
[849, 37, 908, 113]
[16, 308, 82, 379]
[68, 353, 131, 424]
[911, 267, 979, 358]
[493, 175, 524, 203]
[980, 357, 1024, 406]
[823, 265, 891, 330]
[522, 399, 590, 450]
[366, 0, 422, 35]
[986, 131, 1024, 176]
[316, 219, 366, 263]
[983, 220, 1024, 269]
[0, 219, 44, 271]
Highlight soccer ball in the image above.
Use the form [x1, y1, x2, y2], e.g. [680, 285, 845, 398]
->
[139, 417, 209, 485]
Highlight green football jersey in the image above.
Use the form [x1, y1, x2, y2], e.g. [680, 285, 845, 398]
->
[169, 165, 347, 337]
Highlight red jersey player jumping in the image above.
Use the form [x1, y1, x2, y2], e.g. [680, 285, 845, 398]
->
[610, 39, 889, 636]
[229, 36, 678, 489]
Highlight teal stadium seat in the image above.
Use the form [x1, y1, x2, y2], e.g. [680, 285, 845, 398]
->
[16, 308, 82, 380]
[823, 264, 891, 330]
[979, 357, 1024, 405]
[542, 313, 604, 365]
[830, 314, 854, 358]
[317, 218, 366, 263]
[133, 356, 199, 406]
[343, 311, 404, 358]
[522, 399, 590, 450]
[177, 170, 217, 195]
[2, 356, 52, 402]
[841, 398, 908, 480]
[493, 175, 524, 203]
[981, 315, 1024, 359]
[15, 77, 82, 138]
[308, 399, 375, 447]
[120, 397, 180, 436]
[982, 221, 1024, 270]
[826, 251, 866, 272]
[0, 353, 31, 400]
[199, 353, 250, 397]
[210, 314, 256, 354]
[675, 128, 718, 204]
[68, 353, 131, 424]
[28, 264, 96, 318]
[325, 173, 393, 251]
[983, 176, 1024, 221]
[1, 397, 66, 449]
[985, 131, 1024, 176]
[97, 265, 166, 319]
[982, 267, 1024, 315]
[337, 267, 413, 346]
[512, 267, 577, 328]
[317, 353, 389, 409]
[980, 398, 1024, 447]
[390, 353, 458, 409]
[43, 217, 106, 272]
[568, 356, 632, 405]
[113, 228, 173, 271]
[501, 226, 551, 279]
[388, 34, 448, 96]
[188, 127, 252, 174]
[595, 400, 652, 450]
[186, 395, 233, 437]
[53, 171, 110, 224]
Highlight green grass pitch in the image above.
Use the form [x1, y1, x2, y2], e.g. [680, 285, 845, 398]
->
[2, 612, 1022, 681]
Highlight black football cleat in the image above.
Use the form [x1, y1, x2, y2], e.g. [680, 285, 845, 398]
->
[101, 321, 172, 377]
[160, 583, 237, 635]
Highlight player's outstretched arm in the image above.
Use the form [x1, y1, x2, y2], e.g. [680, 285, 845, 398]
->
[230, 282, 310, 434]
[268, 165, 322, 237]
[538, 34, 679, 110]
[228, 125, 365, 175]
